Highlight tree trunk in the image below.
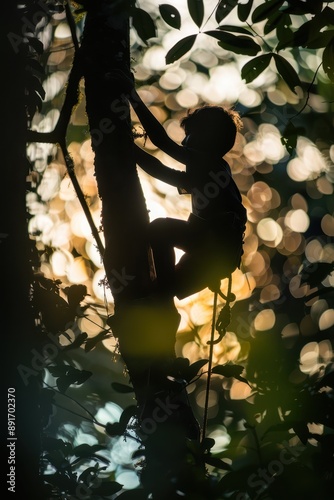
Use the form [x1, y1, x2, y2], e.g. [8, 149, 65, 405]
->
[81, 3, 201, 497]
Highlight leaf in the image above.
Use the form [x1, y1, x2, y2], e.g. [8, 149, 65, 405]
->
[212, 363, 250, 386]
[131, 8, 156, 44]
[218, 25, 252, 36]
[85, 330, 111, 352]
[111, 382, 134, 393]
[106, 405, 137, 437]
[306, 30, 334, 50]
[105, 422, 124, 437]
[316, 371, 334, 390]
[323, 38, 334, 82]
[212, 363, 244, 377]
[263, 419, 310, 444]
[63, 284, 87, 309]
[27, 36, 44, 54]
[26, 57, 45, 76]
[237, 0, 253, 22]
[264, 11, 287, 35]
[184, 359, 208, 382]
[204, 455, 231, 471]
[73, 444, 105, 458]
[187, 0, 204, 28]
[205, 30, 261, 56]
[273, 53, 301, 93]
[56, 368, 92, 392]
[27, 74, 46, 100]
[62, 332, 88, 351]
[159, 4, 181, 29]
[165, 34, 197, 64]
[280, 121, 299, 155]
[119, 405, 137, 428]
[299, 261, 334, 287]
[201, 437, 215, 452]
[215, 1, 236, 23]
[292, 421, 310, 445]
[241, 53, 273, 83]
[252, 0, 285, 24]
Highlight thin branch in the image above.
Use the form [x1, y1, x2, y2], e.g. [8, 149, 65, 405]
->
[44, 381, 99, 425]
[60, 141, 105, 256]
[65, 0, 80, 52]
[54, 402, 105, 427]
[291, 61, 323, 120]
[201, 0, 222, 31]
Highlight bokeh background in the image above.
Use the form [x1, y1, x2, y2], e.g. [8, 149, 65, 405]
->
[28, 1, 334, 493]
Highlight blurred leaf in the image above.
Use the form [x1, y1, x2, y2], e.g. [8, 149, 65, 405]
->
[44, 472, 76, 491]
[204, 455, 231, 470]
[27, 36, 44, 54]
[252, 0, 285, 23]
[120, 405, 137, 427]
[212, 363, 250, 386]
[237, 0, 253, 22]
[131, 8, 156, 44]
[42, 436, 71, 455]
[205, 30, 261, 56]
[62, 332, 88, 351]
[93, 481, 123, 496]
[201, 437, 215, 452]
[105, 422, 124, 437]
[56, 368, 92, 393]
[105, 406, 136, 437]
[273, 53, 301, 93]
[299, 261, 334, 287]
[184, 359, 208, 382]
[171, 356, 190, 379]
[45, 449, 70, 470]
[263, 420, 310, 444]
[159, 4, 181, 29]
[280, 121, 302, 155]
[73, 444, 105, 458]
[26, 74, 45, 100]
[111, 382, 134, 393]
[241, 53, 273, 83]
[85, 330, 111, 352]
[187, 0, 204, 27]
[212, 363, 244, 377]
[323, 38, 334, 81]
[78, 465, 99, 485]
[293, 421, 310, 445]
[316, 371, 334, 390]
[63, 284, 87, 310]
[165, 34, 197, 63]
[26, 57, 45, 75]
[215, 1, 236, 23]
